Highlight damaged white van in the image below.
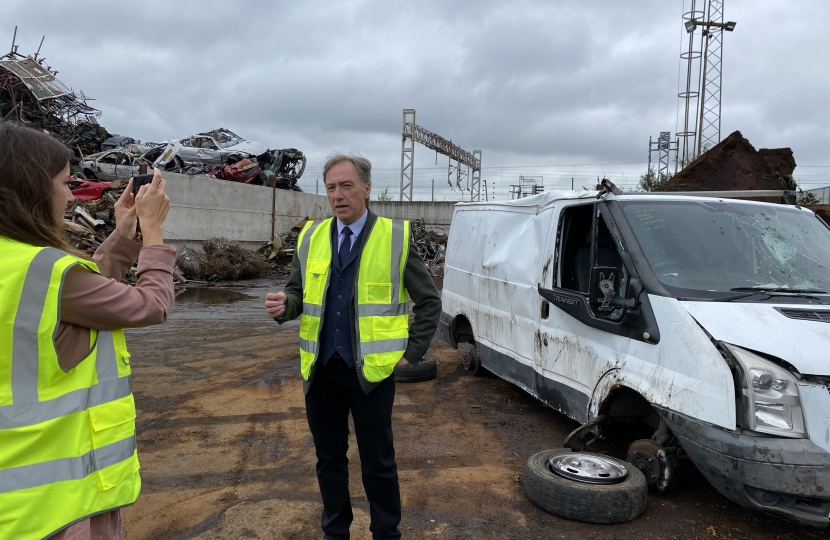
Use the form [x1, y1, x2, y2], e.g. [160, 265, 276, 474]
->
[439, 183, 830, 527]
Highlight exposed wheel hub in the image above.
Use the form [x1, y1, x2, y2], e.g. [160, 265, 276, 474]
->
[462, 347, 480, 372]
[626, 440, 662, 485]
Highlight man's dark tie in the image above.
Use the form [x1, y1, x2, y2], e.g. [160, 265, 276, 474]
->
[338, 226, 353, 266]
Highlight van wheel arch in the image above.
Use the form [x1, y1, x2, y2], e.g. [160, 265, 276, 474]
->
[450, 314, 474, 348]
[599, 386, 659, 429]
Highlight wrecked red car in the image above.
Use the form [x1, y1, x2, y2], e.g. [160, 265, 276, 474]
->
[68, 178, 112, 201]
[223, 158, 261, 184]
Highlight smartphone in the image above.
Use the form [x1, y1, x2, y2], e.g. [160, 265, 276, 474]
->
[132, 174, 155, 196]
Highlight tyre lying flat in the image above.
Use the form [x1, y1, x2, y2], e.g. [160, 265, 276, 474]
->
[524, 448, 647, 524]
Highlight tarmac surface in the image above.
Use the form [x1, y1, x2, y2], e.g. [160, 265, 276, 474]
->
[122, 279, 828, 540]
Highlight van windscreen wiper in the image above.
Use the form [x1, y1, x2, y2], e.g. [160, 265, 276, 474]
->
[711, 287, 827, 302]
[730, 287, 827, 294]
[720, 286, 827, 301]
[712, 291, 773, 302]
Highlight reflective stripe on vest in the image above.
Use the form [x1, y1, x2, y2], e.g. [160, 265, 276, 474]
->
[0, 238, 140, 540]
[297, 217, 410, 383]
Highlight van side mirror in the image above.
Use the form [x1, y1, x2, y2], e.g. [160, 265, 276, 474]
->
[590, 266, 636, 311]
[537, 284, 658, 344]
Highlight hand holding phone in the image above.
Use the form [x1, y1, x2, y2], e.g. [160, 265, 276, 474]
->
[132, 174, 155, 197]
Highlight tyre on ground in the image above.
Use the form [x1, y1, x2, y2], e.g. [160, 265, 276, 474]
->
[524, 448, 647, 524]
[394, 356, 437, 382]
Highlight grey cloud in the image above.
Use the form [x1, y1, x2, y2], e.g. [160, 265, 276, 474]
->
[2, 0, 829, 195]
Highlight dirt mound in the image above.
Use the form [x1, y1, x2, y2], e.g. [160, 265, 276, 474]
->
[176, 238, 269, 281]
[657, 131, 796, 199]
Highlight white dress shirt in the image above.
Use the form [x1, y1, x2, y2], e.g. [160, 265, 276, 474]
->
[336, 209, 368, 253]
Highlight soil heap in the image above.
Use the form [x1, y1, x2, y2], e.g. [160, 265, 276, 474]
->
[657, 131, 796, 201]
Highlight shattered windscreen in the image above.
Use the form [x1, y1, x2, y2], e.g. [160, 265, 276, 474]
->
[208, 130, 244, 149]
[620, 200, 830, 299]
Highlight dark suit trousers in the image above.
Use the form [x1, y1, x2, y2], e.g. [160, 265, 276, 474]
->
[305, 357, 401, 540]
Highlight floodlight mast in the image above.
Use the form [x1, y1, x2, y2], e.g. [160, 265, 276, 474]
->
[696, 0, 735, 157]
[398, 109, 482, 201]
[677, 0, 736, 166]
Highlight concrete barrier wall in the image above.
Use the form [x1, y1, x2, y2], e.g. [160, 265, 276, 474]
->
[161, 173, 456, 249]
[162, 172, 328, 250]
[368, 201, 455, 231]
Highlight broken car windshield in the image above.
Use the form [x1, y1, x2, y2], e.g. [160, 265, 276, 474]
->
[619, 201, 830, 299]
[205, 130, 244, 149]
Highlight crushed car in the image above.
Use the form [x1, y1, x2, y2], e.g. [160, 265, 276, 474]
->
[79, 145, 184, 181]
[100, 135, 138, 150]
[440, 182, 830, 527]
[174, 128, 269, 165]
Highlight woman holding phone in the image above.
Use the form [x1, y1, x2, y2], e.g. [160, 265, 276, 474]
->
[0, 122, 175, 539]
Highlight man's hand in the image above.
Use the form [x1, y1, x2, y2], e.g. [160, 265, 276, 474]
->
[395, 358, 409, 367]
[265, 292, 287, 318]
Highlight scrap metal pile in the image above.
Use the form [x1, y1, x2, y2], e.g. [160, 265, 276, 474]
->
[411, 218, 447, 277]
[1, 32, 108, 159]
[256, 219, 307, 275]
[63, 193, 118, 256]
[176, 147, 307, 189]
[2, 30, 307, 191]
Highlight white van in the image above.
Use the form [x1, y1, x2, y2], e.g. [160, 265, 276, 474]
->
[439, 184, 830, 527]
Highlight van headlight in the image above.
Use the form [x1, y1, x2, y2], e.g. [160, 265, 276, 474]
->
[723, 344, 806, 438]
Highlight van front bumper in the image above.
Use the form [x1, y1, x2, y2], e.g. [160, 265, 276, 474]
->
[660, 408, 830, 528]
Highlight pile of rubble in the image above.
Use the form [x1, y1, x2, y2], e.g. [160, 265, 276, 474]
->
[257, 219, 307, 275]
[1, 32, 109, 160]
[63, 193, 119, 256]
[177, 239, 270, 281]
[656, 131, 797, 201]
[411, 218, 447, 277]
[2, 30, 307, 191]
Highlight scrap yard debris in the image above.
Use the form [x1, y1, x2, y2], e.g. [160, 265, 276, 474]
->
[63, 191, 119, 256]
[1, 28, 307, 191]
[411, 218, 447, 277]
[257, 219, 309, 275]
[1, 30, 108, 159]
[177, 239, 270, 281]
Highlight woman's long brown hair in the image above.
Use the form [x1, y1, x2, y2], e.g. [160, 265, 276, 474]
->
[0, 122, 75, 251]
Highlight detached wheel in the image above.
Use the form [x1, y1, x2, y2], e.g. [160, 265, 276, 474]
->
[394, 356, 437, 383]
[524, 449, 647, 523]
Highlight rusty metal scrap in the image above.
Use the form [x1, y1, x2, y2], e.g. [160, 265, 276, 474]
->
[1, 30, 108, 159]
[63, 189, 120, 256]
[411, 218, 447, 277]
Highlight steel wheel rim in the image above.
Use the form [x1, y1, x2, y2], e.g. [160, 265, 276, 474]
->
[547, 453, 628, 485]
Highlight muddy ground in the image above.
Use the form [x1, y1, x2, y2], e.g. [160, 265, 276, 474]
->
[122, 279, 827, 540]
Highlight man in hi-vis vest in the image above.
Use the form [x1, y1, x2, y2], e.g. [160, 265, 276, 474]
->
[265, 153, 440, 540]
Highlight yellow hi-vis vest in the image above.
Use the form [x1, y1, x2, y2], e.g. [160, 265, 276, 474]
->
[0, 237, 140, 540]
[297, 217, 410, 383]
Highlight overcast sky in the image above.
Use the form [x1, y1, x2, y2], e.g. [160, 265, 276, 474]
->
[3, 1, 829, 199]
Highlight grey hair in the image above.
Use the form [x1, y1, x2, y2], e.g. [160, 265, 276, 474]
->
[323, 153, 372, 187]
